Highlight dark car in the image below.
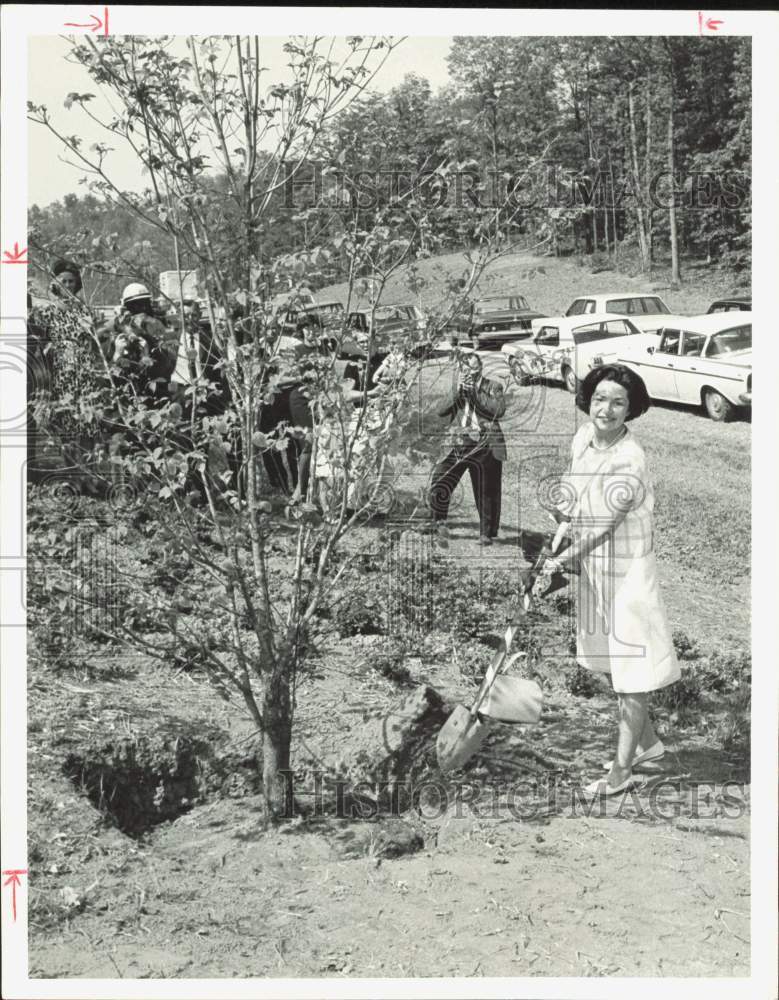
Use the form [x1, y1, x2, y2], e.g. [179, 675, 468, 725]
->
[447, 295, 546, 350]
[706, 297, 752, 314]
[279, 299, 345, 337]
[347, 303, 431, 359]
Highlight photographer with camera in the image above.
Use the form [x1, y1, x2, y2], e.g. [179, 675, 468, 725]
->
[428, 350, 506, 545]
[109, 283, 176, 401]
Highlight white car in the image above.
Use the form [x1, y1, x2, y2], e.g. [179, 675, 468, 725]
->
[564, 292, 688, 335]
[501, 312, 651, 392]
[605, 312, 752, 421]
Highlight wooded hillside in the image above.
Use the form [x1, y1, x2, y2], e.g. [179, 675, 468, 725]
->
[29, 36, 750, 303]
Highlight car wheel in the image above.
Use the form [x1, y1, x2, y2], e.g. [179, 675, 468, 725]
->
[562, 366, 578, 394]
[703, 388, 734, 422]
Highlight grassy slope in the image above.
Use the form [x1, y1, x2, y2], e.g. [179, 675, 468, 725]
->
[320, 247, 746, 317]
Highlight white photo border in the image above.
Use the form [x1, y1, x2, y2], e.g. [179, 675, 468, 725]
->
[2, 6, 777, 999]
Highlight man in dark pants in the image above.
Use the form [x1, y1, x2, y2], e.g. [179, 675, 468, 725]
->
[428, 351, 506, 545]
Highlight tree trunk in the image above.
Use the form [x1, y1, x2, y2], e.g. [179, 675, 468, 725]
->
[261, 658, 294, 818]
[668, 79, 681, 287]
[627, 82, 650, 272]
[586, 97, 597, 253]
[645, 64, 654, 267]
[608, 149, 619, 264]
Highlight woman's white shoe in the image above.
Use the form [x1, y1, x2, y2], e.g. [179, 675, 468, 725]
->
[602, 740, 665, 772]
[583, 775, 642, 798]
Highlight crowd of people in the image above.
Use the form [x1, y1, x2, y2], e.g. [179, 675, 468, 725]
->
[27, 261, 680, 798]
[27, 262, 406, 506]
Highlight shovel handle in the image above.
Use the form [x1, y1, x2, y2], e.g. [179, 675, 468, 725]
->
[524, 520, 569, 590]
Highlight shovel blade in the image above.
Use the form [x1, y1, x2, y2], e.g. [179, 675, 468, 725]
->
[436, 704, 489, 773]
[478, 676, 543, 724]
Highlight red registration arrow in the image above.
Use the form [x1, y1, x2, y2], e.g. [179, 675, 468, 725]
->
[698, 11, 725, 34]
[2, 243, 28, 265]
[2, 870, 28, 922]
[64, 7, 109, 36]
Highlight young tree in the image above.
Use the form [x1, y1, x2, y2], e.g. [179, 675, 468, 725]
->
[28, 34, 547, 818]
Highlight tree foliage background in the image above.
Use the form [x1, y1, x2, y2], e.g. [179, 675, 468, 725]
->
[29, 35, 751, 304]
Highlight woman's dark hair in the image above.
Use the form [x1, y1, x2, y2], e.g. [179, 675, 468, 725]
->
[52, 259, 83, 294]
[576, 364, 650, 421]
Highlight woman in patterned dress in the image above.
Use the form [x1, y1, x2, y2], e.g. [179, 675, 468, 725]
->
[540, 364, 680, 797]
[29, 260, 106, 480]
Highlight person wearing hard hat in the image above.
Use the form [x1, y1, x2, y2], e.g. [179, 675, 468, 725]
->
[110, 283, 176, 399]
[122, 281, 153, 313]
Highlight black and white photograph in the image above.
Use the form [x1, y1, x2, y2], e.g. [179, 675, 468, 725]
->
[1, 6, 777, 997]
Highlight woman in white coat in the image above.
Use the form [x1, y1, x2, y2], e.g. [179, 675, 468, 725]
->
[541, 364, 680, 797]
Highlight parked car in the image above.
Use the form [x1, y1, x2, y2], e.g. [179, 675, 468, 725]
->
[347, 303, 426, 340]
[278, 299, 345, 337]
[501, 312, 648, 392]
[601, 312, 752, 421]
[564, 292, 687, 335]
[447, 294, 546, 350]
[706, 296, 751, 314]
[347, 303, 432, 360]
[267, 288, 317, 330]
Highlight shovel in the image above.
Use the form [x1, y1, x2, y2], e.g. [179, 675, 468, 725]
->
[436, 521, 570, 773]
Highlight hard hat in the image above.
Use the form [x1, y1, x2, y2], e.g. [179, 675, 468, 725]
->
[121, 282, 151, 305]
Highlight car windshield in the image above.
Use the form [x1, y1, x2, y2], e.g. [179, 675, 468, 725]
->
[474, 296, 528, 314]
[705, 325, 751, 357]
[606, 296, 670, 315]
[311, 302, 344, 316]
[572, 323, 608, 345]
[581, 318, 642, 341]
[640, 297, 671, 315]
[708, 301, 750, 313]
[535, 326, 559, 344]
[373, 305, 414, 321]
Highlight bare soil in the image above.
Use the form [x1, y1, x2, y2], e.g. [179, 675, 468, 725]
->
[27, 632, 750, 979]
